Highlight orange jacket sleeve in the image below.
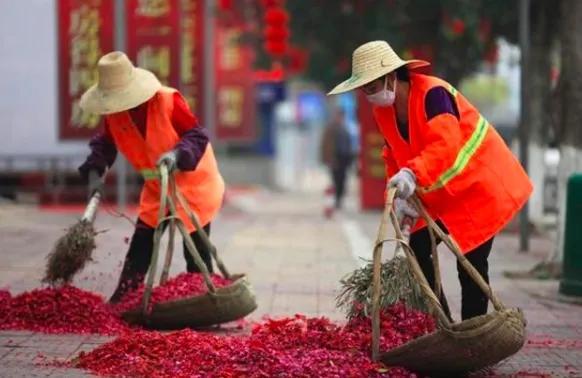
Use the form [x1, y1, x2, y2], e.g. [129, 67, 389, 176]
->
[382, 144, 399, 180]
[406, 113, 463, 187]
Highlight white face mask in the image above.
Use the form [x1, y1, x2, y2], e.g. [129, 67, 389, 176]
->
[366, 76, 396, 107]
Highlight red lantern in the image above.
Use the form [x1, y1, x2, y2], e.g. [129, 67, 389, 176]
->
[263, 5, 290, 58]
[288, 46, 308, 74]
[450, 18, 465, 36]
[264, 8, 289, 25]
[264, 25, 289, 41]
[264, 40, 287, 56]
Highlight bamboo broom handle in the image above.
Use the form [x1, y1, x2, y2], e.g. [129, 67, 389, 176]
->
[81, 191, 101, 223]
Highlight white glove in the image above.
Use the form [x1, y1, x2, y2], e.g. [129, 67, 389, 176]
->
[394, 198, 419, 225]
[157, 150, 178, 172]
[389, 168, 416, 199]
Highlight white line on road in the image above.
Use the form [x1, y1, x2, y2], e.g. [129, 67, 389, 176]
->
[340, 218, 373, 267]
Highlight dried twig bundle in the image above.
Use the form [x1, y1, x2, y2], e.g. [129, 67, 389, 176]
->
[43, 220, 97, 285]
[337, 257, 428, 319]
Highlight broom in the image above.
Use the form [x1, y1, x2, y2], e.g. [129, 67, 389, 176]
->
[336, 188, 429, 318]
[43, 185, 102, 286]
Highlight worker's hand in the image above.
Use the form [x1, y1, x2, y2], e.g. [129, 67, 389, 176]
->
[157, 150, 178, 173]
[394, 197, 419, 226]
[88, 170, 104, 198]
[388, 168, 416, 199]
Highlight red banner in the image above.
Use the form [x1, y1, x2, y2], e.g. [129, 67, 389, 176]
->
[179, 0, 205, 120]
[358, 91, 386, 210]
[126, 0, 180, 89]
[58, 0, 114, 140]
[214, 17, 256, 142]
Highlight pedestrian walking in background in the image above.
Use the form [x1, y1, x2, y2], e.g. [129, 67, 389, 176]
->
[320, 108, 355, 213]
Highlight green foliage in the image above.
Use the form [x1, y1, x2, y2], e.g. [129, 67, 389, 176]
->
[280, 0, 518, 88]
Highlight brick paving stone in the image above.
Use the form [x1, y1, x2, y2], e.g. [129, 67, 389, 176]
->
[49, 368, 96, 378]
[70, 343, 100, 356]
[1, 347, 46, 367]
[0, 346, 14, 359]
[0, 366, 54, 378]
[19, 334, 88, 348]
[0, 331, 34, 339]
[0, 333, 33, 347]
[82, 335, 114, 345]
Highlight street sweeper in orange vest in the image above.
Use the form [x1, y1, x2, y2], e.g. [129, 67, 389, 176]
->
[78, 51, 225, 303]
[329, 41, 533, 320]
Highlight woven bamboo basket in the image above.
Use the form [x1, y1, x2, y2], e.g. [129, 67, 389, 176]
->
[122, 165, 257, 329]
[370, 189, 526, 375]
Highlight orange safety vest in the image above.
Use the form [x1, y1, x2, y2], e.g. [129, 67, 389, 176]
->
[107, 87, 225, 232]
[375, 74, 532, 253]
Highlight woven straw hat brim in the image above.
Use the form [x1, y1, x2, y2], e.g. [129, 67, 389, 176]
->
[328, 59, 429, 96]
[80, 68, 162, 115]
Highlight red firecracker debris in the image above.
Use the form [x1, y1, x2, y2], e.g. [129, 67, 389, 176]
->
[112, 272, 232, 315]
[0, 289, 11, 313]
[0, 286, 127, 335]
[343, 302, 436, 351]
[526, 336, 582, 349]
[72, 303, 434, 377]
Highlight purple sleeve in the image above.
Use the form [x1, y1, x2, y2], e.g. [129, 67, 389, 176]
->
[78, 131, 118, 180]
[174, 125, 209, 171]
[425, 87, 460, 121]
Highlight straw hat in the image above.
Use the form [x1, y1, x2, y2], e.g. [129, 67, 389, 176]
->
[328, 41, 430, 95]
[80, 51, 162, 115]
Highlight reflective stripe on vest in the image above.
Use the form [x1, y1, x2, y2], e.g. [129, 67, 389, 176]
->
[448, 84, 458, 98]
[141, 169, 159, 181]
[423, 115, 489, 192]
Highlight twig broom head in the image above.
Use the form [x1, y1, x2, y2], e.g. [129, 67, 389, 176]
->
[337, 256, 429, 319]
[43, 219, 97, 286]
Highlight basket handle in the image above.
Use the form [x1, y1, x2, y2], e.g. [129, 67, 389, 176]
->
[410, 195, 505, 311]
[371, 188, 395, 360]
[371, 188, 452, 361]
[166, 191, 218, 293]
[140, 165, 217, 315]
[159, 218, 176, 285]
[170, 177, 232, 280]
[142, 164, 172, 314]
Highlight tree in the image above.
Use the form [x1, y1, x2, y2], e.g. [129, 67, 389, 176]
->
[549, 0, 582, 266]
[524, 0, 560, 229]
[522, 0, 582, 278]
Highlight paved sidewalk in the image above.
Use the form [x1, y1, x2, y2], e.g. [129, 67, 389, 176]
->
[1, 186, 581, 377]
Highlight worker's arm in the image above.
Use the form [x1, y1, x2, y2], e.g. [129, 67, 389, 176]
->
[78, 119, 118, 180]
[406, 87, 463, 188]
[170, 92, 209, 171]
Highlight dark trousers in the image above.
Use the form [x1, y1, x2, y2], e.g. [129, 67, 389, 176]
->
[409, 224, 493, 320]
[109, 219, 213, 303]
[331, 165, 349, 209]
